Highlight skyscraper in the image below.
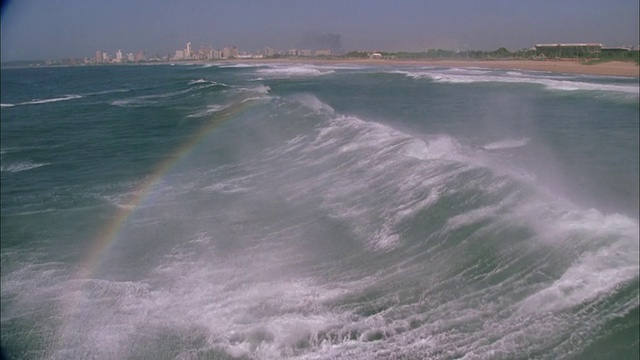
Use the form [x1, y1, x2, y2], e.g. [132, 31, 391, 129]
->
[135, 50, 146, 62]
[185, 42, 192, 60]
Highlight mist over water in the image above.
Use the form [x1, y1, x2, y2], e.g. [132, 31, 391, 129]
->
[1, 64, 638, 359]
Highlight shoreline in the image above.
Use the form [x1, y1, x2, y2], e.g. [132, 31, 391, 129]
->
[237, 58, 640, 77]
[3, 59, 638, 77]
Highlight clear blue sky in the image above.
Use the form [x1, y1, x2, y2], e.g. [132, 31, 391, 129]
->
[1, 0, 638, 61]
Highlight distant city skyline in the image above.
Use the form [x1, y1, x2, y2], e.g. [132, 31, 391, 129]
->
[2, 0, 639, 62]
[58, 42, 339, 66]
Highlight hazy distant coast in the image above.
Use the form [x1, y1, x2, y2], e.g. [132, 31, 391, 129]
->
[3, 58, 637, 77]
[234, 58, 640, 77]
[5, 43, 638, 77]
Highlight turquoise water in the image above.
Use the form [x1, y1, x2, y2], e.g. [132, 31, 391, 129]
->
[1, 63, 638, 359]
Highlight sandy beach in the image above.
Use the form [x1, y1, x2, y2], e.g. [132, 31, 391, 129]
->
[377, 59, 640, 77]
[235, 58, 640, 77]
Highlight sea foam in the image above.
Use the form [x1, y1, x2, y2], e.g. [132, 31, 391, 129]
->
[395, 69, 640, 94]
[256, 65, 335, 78]
[1, 161, 51, 173]
[6, 94, 83, 107]
[187, 104, 230, 118]
[482, 138, 530, 150]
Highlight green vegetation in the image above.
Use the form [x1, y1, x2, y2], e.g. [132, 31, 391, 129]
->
[340, 46, 639, 64]
[344, 51, 370, 58]
[583, 50, 640, 64]
[600, 50, 640, 62]
[342, 47, 538, 60]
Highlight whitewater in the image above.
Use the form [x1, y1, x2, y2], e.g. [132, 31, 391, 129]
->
[1, 63, 638, 359]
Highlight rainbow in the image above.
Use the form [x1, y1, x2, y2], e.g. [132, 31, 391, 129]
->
[77, 100, 253, 279]
[49, 97, 256, 357]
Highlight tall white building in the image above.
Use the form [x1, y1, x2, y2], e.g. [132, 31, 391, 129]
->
[185, 42, 192, 59]
[115, 50, 123, 62]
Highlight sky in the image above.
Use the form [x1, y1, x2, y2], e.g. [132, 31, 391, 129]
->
[1, 0, 639, 61]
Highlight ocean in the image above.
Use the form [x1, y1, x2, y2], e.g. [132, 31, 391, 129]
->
[1, 63, 638, 360]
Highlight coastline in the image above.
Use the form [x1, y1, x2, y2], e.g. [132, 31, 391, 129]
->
[237, 58, 640, 77]
[3, 59, 638, 77]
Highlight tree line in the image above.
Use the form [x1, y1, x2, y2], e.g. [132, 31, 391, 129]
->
[343, 47, 639, 62]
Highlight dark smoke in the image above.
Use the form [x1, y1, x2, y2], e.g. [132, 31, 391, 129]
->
[297, 32, 343, 53]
